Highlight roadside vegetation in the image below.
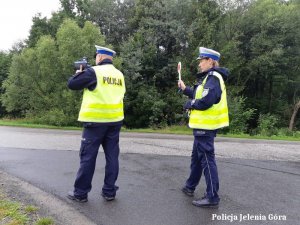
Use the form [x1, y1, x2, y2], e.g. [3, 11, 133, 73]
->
[0, 192, 54, 225]
[0, 0, 299, 137]
[0, 119, 299, 141]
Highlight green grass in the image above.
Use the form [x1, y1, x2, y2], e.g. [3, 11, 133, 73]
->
[0, 118, 81, 130]
[24, 205, 38, 213]
[34, 218, 54, 225]
[0, 198, 28, 225]
[0, 192, 55, 225]
[124, 125, 192, 135]
[218, 133, 300, 141]
[124, 125, 300, 141]
[0, 119, 299, 141]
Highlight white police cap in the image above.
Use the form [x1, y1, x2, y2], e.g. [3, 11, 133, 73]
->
[95, 45, 116, 57]
[197, 47, 220, 61]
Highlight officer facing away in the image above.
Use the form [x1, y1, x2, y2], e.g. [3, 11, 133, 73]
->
[178, 47, 229, 208]
[67, 45, 126, 202]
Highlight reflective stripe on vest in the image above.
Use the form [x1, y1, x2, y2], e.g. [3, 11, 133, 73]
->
[189, 71, 229, 130]
[78, 65, 125, 122]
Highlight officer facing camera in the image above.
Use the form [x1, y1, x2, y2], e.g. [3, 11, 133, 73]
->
[67, 45, 126, 202]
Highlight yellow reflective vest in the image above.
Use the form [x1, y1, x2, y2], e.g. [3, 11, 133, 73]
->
[189, 71, 229, 130]
[78, 65, 125, 123]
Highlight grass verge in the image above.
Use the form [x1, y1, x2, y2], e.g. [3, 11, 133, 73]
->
[124, 125, 300, 141]
[0, 119, 299, 141]
[0, 192, 54, 225]
[0, 119, 81, 130]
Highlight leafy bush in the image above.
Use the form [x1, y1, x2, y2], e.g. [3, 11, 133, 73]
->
[124, 86, 166, 128]
[28, 109, 76, 127]
[149, 99, 168, 128]
[277, 128, 294, 137]
[257, 113, 279, 136]
[124, 85, 185, 128]
[226, 96, 256, 134]
[275, 128, 300, 139]
[293, 131, 300, 138]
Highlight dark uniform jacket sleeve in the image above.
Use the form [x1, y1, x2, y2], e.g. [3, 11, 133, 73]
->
[192, 75, 222, 110]
[183, 87, 194, 99]
[67, 67, 97, 91]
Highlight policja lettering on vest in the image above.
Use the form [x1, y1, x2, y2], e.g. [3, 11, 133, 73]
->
[103, 76, 123, 86]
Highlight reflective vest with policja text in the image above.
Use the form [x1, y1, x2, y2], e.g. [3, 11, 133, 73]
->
[78, 65, 125, 122]
[189, 71, 229, 130]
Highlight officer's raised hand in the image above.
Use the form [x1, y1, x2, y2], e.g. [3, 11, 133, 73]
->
[178, 80, 186, 91]
[75, 65, 83, 74]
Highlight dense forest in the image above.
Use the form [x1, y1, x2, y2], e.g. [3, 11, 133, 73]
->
[0, 0, 299, 136]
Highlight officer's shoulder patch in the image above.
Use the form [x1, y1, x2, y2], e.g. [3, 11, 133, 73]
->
[202, 88, 209, 97]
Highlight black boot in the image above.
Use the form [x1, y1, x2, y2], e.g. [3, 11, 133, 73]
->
[67, 191, 88, 203]
[192, 196, 219, 208]
[181, 186, 194, 197]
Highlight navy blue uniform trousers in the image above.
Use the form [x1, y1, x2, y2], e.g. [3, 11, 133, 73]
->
[74, 124, 121, 198]
[185, 135, 220, 202]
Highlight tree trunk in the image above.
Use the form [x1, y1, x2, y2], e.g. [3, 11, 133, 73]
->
[268, 76, 273, 112]
[289, 100, 300, 131]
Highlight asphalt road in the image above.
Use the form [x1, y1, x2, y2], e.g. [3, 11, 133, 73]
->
[0, 126, 299, 225]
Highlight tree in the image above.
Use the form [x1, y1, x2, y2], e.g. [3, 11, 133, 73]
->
[26, 11, 72, 48]
[0, 51, 12, 116]
[84, 0, 135, 48]
[226, 0, 300, 129]
[117, 0, 220, 127]
[1, 0, 299, 132]
[2, 19, 107, 125]
[289, 100, 300, 131]
[27, 14, 52, 48]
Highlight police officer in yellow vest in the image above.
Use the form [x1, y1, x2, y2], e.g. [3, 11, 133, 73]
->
[67, 45, 125, 202]
[178, 47, 229, 208]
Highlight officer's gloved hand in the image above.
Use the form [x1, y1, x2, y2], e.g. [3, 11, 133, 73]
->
[183, 100, 193, 110]
[75, 65, 84, 74]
